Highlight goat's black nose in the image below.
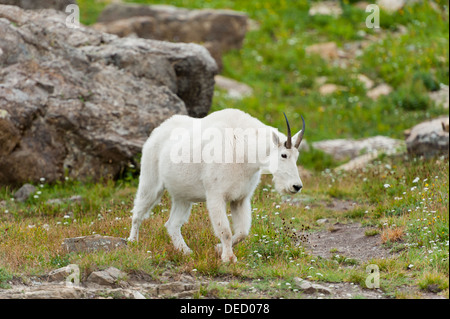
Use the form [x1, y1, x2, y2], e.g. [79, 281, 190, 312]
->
[293, 184, 302, 192]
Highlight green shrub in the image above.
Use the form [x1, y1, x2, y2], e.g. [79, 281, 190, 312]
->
[300, 148, 339, 172]
[0, 267, 13, 289]
[387, 82, 432, 111]
[413, 71, 440, 92]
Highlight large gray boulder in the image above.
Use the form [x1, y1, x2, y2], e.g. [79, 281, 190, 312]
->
[92, 3, 248, 71]
[0, 0, 75, 10]
[0, 5, 217, 185]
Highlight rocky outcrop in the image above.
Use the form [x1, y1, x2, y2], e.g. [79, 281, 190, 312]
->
[92, 3, 248, 71]
[312, 136, 405, 162]
[0, 5, 217, 185]
[0, 0, 75, 10]
[1, 268, 202, 299]
[62, 235, 127, 253]
[405, 116, 449, 158]
[335, 152, 380, 172]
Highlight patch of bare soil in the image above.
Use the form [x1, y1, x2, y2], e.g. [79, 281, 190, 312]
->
[323, 199, 359, 212]
[306, 222, 393, 262]
[289, 196, 391, 262]
[287, 196, 359, 212]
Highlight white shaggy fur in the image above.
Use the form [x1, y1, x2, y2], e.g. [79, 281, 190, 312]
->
[128, 109, 304, 262]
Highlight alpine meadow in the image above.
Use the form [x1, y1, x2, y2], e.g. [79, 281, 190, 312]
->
[0, 0, 448, 300]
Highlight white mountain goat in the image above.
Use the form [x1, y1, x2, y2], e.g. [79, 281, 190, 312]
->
[128, 108, 305, 262]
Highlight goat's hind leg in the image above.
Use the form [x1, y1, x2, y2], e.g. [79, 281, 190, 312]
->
[165, 200, 193, 255]
[231, 197, 252, 246]
[128, 184, 164, 242]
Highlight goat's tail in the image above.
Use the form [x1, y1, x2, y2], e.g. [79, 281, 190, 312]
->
[128, 138, 164, 241]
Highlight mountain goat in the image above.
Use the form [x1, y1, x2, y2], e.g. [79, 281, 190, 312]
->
[128, 108, 305, 262]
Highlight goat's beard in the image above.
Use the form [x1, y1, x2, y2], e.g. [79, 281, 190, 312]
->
[272, 176, 287, 195]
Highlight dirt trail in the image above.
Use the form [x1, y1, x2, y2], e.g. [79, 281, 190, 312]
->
[306, 222, 393, 262]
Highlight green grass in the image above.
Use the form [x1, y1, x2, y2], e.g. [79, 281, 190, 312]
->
[0, 267, 13, 289]
[0, 0, 448, 299]
[0, 156, 448, 298]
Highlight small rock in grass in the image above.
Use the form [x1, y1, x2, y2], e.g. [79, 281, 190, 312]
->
[48, 266, 73, 282]
[319, 84, 345, 95]
[316, 218, 329, 225]
[305, 42, 339, 60]
[308, 1, 343, 17]
[14, 184, 36, 202]
[293, 277, 332, 295]
[367, 83, 392, 100]
[86, 267, 127, 286]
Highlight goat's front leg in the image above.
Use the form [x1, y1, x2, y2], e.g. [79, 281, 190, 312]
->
[216, 197, 252, 256]
[206, 194, 236, 263]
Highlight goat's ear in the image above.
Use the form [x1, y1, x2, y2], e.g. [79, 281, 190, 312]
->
[272, 131, 280, 147]
[293, 130, 303, 150]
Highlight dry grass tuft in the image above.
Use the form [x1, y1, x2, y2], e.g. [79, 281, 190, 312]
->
[381, 227, 405, 244]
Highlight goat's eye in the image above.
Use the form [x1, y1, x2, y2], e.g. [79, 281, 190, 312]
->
[281, 154, 287, 158]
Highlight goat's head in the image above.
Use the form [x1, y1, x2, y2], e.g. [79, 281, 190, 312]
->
[269, 113, 305, 195]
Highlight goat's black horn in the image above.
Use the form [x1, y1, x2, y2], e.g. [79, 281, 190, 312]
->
[283, 112, 292, 149]
[294, 115, 305, 149]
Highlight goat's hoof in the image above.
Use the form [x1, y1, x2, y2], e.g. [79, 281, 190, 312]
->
[178, 246, 193, 255]
[221, 254, 237, 263]
[216, 244, 236, 263]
